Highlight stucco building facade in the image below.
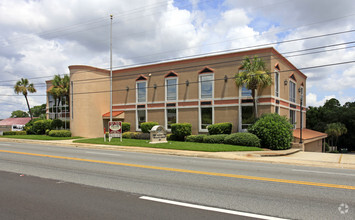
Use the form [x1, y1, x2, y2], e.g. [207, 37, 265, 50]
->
[66, 47, 308, 139]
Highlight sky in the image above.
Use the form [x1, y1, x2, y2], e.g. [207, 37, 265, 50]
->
[0, 0, 354, 119]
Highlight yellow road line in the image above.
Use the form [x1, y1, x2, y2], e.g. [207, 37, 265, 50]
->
[1, 149, 354, 190]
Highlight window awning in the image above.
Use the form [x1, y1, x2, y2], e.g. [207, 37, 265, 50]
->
[102, 111, 124, 119]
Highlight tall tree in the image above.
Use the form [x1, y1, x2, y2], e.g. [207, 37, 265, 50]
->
[235, 56, 272, 119]
[10, 110, 29, 118]
[14, 78, 37, 120]
[30, 104, 47, 118]
[325, 122, 347, 149]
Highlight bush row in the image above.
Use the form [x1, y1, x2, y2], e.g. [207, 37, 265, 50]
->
[25, 119, 70, 135]
[48, 130, 72, 137]
[3, 131, 27, 135]
[186, 132, 260, 147]
[122, 132, 150, 139]
[207, 122, 232, 135]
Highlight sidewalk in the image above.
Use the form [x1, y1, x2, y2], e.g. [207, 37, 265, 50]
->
[1, 138, 354, 169]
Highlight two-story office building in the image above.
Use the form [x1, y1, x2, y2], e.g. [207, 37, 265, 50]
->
[66, 47, 309, 140]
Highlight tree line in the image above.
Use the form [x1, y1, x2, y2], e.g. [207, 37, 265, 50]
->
[307, 98, 355, 151]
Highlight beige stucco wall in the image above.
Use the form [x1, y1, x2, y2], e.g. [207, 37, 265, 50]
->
[214, 106, 239, 133]
[69, 66, 110, 138]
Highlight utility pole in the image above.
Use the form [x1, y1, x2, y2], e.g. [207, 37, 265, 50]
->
[299, 88, 303, 144]
[109, 14, 113, 142]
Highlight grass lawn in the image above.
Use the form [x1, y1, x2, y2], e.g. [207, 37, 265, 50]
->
[73, 138, 263, 152]
[0, 135, 82, 141]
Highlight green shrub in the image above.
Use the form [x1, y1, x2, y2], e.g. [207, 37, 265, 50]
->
[186, 134, 207, 143]
[45, 129, 51, 135]
[141, 122, 159, 133]
[248, 113, 293, 150]
[171, 123, 192, 141]
[48, 130, 71, 137]
[122, 132, 137, 139]
[208, 122, 232, 135]
[3, 131, 27, 135]
[203, 134, 228, 144]
[224, 132, 260, 147]
[122, 122, 130, 133]
[51, 119, 63, 129]
[167, 133, 176, 141]
[24, 118, 42, 134]
[32, 119, 53, 135]
[135, 133, 150, 139]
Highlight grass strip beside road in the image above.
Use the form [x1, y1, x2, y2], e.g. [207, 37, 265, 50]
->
[0, 135, 82, 141]
[73, 138, 263, 152]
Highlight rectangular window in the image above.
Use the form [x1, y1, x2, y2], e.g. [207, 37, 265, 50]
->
[166, 108, 176, 129]
[275, 71, 279, 97]
[201, 107, 212, 130]
[241, 85, 252, 97]
[166, 78, 177, 101]
[290, 110, 296, 128]
[200, 74, 213, 99]
[275, 106, 279, 114]
[137, 110, 146, 129]
[242, 106, 254, 129]
[289, 81, 296, 103]
[137, 81, 146, 103]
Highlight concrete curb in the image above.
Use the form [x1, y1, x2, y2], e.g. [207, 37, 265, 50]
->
[1, 138, 354, 169]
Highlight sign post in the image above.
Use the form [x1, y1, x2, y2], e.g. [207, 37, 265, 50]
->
[109, 121, 122, 142]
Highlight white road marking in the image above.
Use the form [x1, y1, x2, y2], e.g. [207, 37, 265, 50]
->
[0, 143, 10, 146]
[85, 151, 121, 156]
[292, 169, 355, 177]
[140, 196, 288, 220]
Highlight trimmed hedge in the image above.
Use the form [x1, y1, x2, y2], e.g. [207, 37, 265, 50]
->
[167, 133, 177, 141]
[224, 132, 260, 147]
[51, 119, 63, 129]
[141, 122, 159, 133]
[122, 132, 150, 140]
[3, 131, 27, 135]
[32, 119, 53, 135]
[48, 130, 71, 137]
[248, 113, 293, 150]
[208, 122, 232, 135]
[185, 134, 207, 143]
[203, 134, 228, 144]
[171, 123, 192, 141]
[122, 122, 131, 133]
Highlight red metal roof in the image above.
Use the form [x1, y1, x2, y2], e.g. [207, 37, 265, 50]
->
[293, 128, 327, 140]
[102, 111, 124, 117]
[0, 117, 31, 126]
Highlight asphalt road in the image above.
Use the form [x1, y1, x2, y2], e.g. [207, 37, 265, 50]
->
[0, 141, 354, 220]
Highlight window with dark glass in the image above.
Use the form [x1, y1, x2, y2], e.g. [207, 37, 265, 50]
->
[275, 71, 279, 97]
[290, 110, 296, 128]
[137, 110, 146, 129]
[242, 106, 254, 129]
[167, 108, 176, 129]
[201, 107, 212, 130]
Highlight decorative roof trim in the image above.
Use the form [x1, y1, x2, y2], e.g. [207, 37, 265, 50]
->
[164, 71, 178, 78]
[198, 66, 214, 74]
[289, 73, 297, 82]
[274, 63, 280, 70]
[135, 74, 148, 81]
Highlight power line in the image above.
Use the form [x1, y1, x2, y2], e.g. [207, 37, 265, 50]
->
[1, 59, 354, 97]
[1, 28, 354, 85]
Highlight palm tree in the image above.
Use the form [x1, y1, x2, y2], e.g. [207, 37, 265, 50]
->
[325, 122, 347, 149]
[14, 78, 37, 120]
[235, 56, 272, 119]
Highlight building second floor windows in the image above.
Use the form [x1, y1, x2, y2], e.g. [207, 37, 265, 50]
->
[199, 74, 213, 99]
[137, 81, 147, 103]
[289, 80, 296, 103]
[166, 78, 177, 101]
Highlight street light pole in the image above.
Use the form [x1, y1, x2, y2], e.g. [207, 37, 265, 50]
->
[110, 14, 113, 123]
[109, 15, 113, 142]
[299, 88, 303, 144]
